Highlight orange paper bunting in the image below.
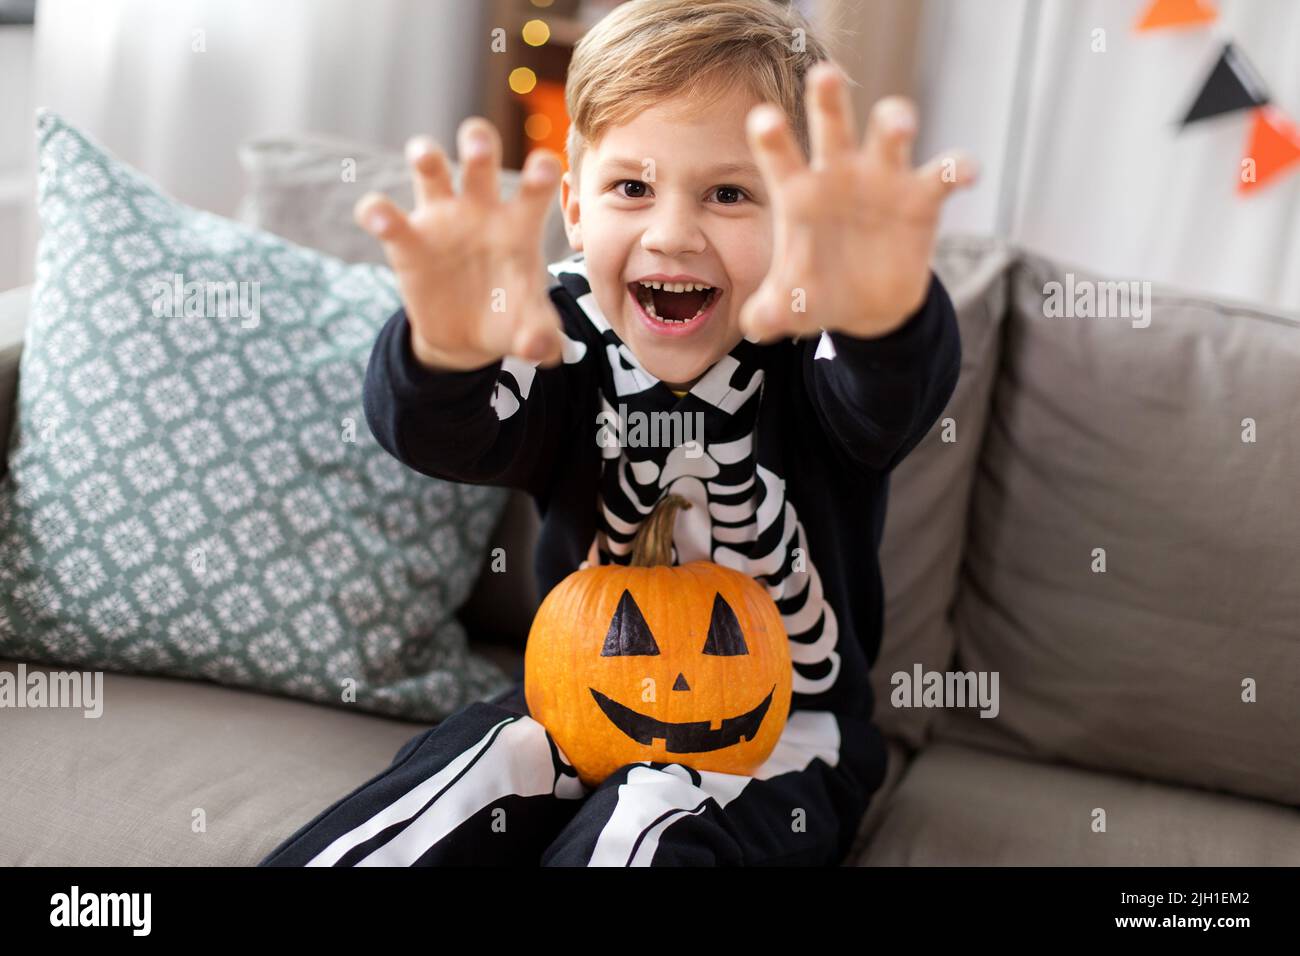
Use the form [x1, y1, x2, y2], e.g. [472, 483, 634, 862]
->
[1239, 106, 1300, 193]
[1135, 0, 1218, 31]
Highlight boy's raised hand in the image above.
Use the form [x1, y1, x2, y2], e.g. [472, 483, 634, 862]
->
[354, 118, 567, 372]
[738, 62, 977, 344]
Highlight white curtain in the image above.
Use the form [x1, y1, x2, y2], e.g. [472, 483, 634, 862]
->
[31, 0, 488, 219]
[916, 0, 1300, 311]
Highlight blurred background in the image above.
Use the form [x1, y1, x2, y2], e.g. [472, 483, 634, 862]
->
[0, 0, 1297, 309]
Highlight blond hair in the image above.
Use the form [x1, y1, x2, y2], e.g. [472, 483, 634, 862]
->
[564, 0, 840, 185]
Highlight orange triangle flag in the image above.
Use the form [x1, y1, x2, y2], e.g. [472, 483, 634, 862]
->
[1136, 0, 1218, 31]
[1239, 107, 1300, 193]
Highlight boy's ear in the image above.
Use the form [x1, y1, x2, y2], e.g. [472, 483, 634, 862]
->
[560, 170, 582, 252]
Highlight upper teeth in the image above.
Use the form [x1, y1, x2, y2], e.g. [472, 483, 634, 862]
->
[638, 280, 713, 292]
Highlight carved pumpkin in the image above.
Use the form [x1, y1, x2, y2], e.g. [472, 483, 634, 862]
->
[525, 494, 792, 788]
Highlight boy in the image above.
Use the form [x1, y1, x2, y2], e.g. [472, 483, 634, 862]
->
[261, 0, 973, 867]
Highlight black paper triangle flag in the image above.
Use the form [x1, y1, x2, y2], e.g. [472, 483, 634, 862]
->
[1182, 42, 1269, 126]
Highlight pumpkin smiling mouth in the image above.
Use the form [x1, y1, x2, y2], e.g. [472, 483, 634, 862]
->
[589, 687, 776, 753]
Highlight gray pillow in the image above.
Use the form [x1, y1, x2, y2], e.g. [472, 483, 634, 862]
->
[935, 248, 1300, 805]
[0, 111, 515, 721]
[237, 132, 573, 269]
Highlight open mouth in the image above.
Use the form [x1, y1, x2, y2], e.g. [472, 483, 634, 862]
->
[628, 280, 721, 326]
[589, 686, 774, 753]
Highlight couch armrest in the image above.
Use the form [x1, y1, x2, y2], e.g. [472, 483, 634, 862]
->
[0, 285, 30, 479]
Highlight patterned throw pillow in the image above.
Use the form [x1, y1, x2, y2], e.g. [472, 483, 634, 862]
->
[0, 111, 515, 721]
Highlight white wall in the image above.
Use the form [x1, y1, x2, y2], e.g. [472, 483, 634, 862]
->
[1, 0, 490, 292]
[917, 0, 1300, 312]
[914, 0, 1030, 244]
[29, 0, 489, 219]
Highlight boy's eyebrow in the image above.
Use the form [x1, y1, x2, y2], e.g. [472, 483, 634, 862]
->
[598, 157, 762, 179]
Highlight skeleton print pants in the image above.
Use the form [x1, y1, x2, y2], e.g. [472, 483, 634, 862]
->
[258, 682, 886, 867]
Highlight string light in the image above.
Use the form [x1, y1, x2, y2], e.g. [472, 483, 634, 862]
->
[522, 19, 550, 46]
[509, 67, 538, 95]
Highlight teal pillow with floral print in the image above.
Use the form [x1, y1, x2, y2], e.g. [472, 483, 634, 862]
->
[0, 111, 514, 720]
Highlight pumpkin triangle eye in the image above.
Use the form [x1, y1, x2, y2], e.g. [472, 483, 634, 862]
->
[703, 593, 749, 656]
[601, 589, 660, 656]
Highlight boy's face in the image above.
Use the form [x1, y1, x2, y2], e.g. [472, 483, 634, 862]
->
[560, 85, 775, 391]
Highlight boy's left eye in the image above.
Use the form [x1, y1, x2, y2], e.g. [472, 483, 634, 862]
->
[613, 179, 649, 199]
[710, 186, 749, 205]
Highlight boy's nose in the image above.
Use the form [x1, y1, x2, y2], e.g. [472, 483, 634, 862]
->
[641, 200, 706, 257]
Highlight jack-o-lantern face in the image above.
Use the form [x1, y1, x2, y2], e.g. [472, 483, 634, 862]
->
[592, 588, 776, 754]
[525, 495, 792, 788]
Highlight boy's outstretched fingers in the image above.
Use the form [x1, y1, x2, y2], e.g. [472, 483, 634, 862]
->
[354, 191, 413, 244]
[862, 95, 917, 171]
[405, 135, 453, 207]
[513, 321, 563, 366]
[915, 149, 980, 200]
[509, 148, 566, 367]
[513, 148, 562, 234]
[747, 103, 804, 187]
[737, 279, 786, 344]
[807, 61, 856, 166]
[457, 116, 502, 205]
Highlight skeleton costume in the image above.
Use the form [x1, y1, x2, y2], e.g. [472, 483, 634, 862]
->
[260, 252, 960, 867]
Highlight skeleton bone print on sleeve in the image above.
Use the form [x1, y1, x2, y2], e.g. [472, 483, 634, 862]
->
[487, 341, 589, 422]
[547, 255, 842, 699]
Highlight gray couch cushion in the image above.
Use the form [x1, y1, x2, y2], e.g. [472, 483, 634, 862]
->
[237, 132, 573, 272]
[935, 249, 1300, 805]
[0, 659, 430, 865]
[870, 235, 1011, 749]
[860, 742, 1300, 865]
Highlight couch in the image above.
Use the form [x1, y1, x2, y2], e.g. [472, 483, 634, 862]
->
[2, 162, 1297, 865]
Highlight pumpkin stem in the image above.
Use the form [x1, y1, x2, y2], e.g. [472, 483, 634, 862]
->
[629, 494, 692, 567]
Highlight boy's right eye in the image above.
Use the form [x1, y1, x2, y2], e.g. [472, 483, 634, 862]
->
[612, 179, 650, 199]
